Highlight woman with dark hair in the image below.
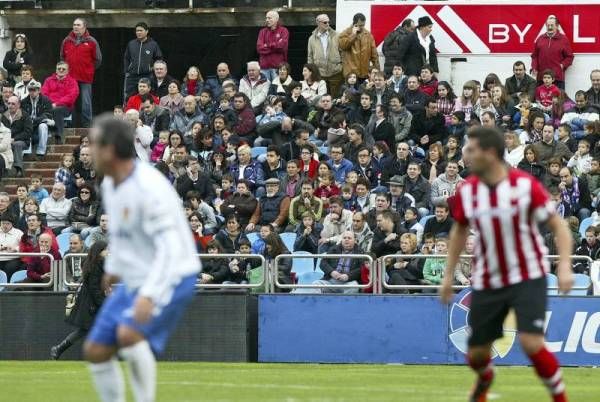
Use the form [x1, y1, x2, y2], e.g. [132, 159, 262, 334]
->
[50, 240, 108, 360]
[421, 143, 447, 183]
[206, 150, 228, 186]
[367, 104, 395, 150]
[159, 80, 184, 116]
[16, 197, 46, 232]
[162, 130, 184, 163]
[263, 233, 293, 288]
[189, 211, 213, 252]
[214, 215, 248, 253]
[3, 33, 34, 83]
[520, 111, 546, 145]
[199, 239, 229, 285]
[269, 63, 294, 96]
[435, 81, 457, 125]
[372, 141, 391, 172]
[191, 126, 216, 166]
[64, 184, 99, 234]
[517, 144, 546, 180]
[491, 84, 516, 129]
[483, 73, 502, 92]
[301, 63, 327, 107]
[72, 134, 90, 162]
[221, 180, 257, 228]
[298, 144, 319, 180]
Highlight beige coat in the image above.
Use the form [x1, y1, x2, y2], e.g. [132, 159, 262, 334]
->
[338, 26, 380, 79]
[307, 27, 342, 78]
[0, 122, 13, 170]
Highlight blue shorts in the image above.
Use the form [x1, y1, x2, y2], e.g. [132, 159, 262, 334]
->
[87, 274, 197, 355]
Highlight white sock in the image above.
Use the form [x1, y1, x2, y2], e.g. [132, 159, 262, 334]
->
[119, 340, 157, 402]
[88, 358, 125, 402]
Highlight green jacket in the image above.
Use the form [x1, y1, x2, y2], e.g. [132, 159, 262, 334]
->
[289, 196, 324, 226]
[423, 257, 446, 285]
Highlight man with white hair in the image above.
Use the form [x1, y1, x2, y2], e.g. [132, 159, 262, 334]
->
[256, 10, 289, 81]
[307, 14, 343, 99]
[124, 109, 153, 162]
[239, 61, 270, 114]
[40, 182, 72, 234]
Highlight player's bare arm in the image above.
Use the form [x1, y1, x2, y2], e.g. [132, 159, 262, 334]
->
[440, 222, 469, 304]
[547, 213, 574, 294]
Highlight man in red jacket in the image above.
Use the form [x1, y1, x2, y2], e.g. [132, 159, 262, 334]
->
[531, 15, 573, 90]
[256, 10, 289, 82]
[125, 78, 159, 112]
[60, 18, 102, 128]
[41, 61, 80, 144]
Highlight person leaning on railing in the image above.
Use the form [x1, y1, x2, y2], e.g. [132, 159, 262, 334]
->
[0, 212, 24, 282]
[16, 232, 61, 288]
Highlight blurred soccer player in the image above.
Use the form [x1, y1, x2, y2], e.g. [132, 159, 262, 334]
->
[83, 115, 200, 402]
[441, 127, 573, 402]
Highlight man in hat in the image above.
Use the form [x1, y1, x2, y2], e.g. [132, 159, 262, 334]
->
[21, 80, 53, 159]
[247, 177, 290, 233]
[0, 211, 24, 282]
[398, 16, 438, 76]
[388, 175, 416, 217]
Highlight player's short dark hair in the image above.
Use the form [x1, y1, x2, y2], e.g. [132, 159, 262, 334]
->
[467, 127, 505, 160]
[92, 114, 136, 159]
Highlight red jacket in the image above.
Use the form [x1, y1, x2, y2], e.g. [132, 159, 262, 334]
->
[420, 79, 438, 97]
[60, 30, 102, 83]
[256, 23, 289, 70]
[233, 106, 256, 137]
[26, 247, 61, 282]
[531, 32, 573, 82]
[535, 84, 561, 108]
[125, 93, 159, 112]
[41, 73, 80, 110]
[19, 227, 59, 265]
[299, 158, 320, 180]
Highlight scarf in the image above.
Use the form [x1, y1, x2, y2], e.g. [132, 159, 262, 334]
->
[562, 177, 580, 208]
[186, 79, 198, 96]
[528, 129, 542, 144]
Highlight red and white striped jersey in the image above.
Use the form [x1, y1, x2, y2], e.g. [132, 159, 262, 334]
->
[452, 168, 554, 290]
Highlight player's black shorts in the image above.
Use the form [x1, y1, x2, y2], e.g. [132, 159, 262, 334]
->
[468, 277, 547, 347]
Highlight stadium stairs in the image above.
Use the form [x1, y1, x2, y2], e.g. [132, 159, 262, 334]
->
[2, 128, 84, 198]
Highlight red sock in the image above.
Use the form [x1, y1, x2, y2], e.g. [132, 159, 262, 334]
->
[467, 354, 494, 382]
[529, 347, 567, 402]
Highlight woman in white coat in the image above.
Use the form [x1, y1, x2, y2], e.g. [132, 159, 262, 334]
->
[0, 122, 13, 179]
[504, 131, 525, 168]
[301, 63, 327, 107]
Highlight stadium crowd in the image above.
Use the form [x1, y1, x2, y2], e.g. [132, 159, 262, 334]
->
[0, 12, 599, 292]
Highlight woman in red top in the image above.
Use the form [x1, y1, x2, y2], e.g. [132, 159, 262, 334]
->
[314, 172, 340, 209]
[181, 66, 204, 99]
[298, 144, 319, 180]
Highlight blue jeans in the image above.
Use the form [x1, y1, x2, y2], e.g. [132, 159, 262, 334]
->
[25, 123, 48, 156]
[261, 69, 278, 82]
[78, 82, 93, 127]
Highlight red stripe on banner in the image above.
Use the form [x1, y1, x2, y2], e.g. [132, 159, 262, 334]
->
[432, 17, 470, 54]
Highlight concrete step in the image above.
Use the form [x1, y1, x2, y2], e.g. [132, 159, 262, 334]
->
[65, 136, 80, 145]
[46, 144, 76, 153]
[64, 128, 90, 137]
[24, 161, 61, 169]
[24, 168, 56, 178]
[38, 153, 65, 162]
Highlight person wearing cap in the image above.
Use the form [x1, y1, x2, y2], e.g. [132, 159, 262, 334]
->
[123, 22, 163, 101]
[307, 14, 343, 100]
[21, 80, 53, 159]
[0, 211, 24, 282]
[397, 16, 438, 77]
[388, 174, 416, 217]
[339, 13, 379, 82]
[247, 177, 290, 233]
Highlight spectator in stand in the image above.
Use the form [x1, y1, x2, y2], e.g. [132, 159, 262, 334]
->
[3, 33, 33, 84]
[535, 69, 561, 113]
[386, 94, 411, 144]
[533, 123, 573, 166]
[365, 105, 394, 151]
[517, 144, 546, 181]
[150, 60, 174, 99]
[261, 145, 286, 181]
[0, 81, 13, 114]
[288, 180, 323, 230]
[39, 182, 71, 235]
[220, 179, 257, 228]
[41, 61, 79, 144]
[14, 65, 39, 100]
[2, 95, 31, 177]
[256, 10, 289, 82]
[205, 63, 236, 99]
[87, 214, 108, 246]
[472, 90, 498, 122]
[300, 63, 327, 107]
[422, 237, 448, 285]
[409, 97, 446, 150]
[309, 94, 342, 143]
[531, 15, 573, 89]
[159, 80, 183, 117]
[480, 111, 497, 129]
[225, 100, 252, 147]
[64, 233, 87, 284]
[505, 60, 537, 104]
[73, 145, 95, 189]
[365, 192, 399, 231]
[454, 80, 479, 122]
[430, 161, 463, 205]
[586, 69, 600, 108]
[293, 211, 322, 254]
[567, 139, 593, 176]
[280, 159, 302, 199]
[175, 155, 215, 201]
[365, 71, 393, 107]
[423, 202, 454, 237]
[140, 95, 170, 140]
[180, 66, 204, 100]
[382, 19, 414, 77]
[405, 162, 431, 217]
[19, 232, 60, 286]
[404, 76, 428, 114]
[9, 186, 27, 221]
[239, 61, 269, 114]
[247, 178, 290, 233]
[307, 14, 343, 101]
[491, 85, 516, 130]
[345, 124, 369, 164]
[504, 131, 525, 168]
[0, 212, 23, 282]
[560, 90, 599, 139]
[559, 166, 592, 220]
[312, 231, 363, 294]
[21, 81, 52, 159]
[18, 212, 57, 263]
[398, 16, 438, 77]
[230, 144, 265, 194]
[348, 92, 372, 126]
[16, 197, 42, 232]
[339, 13, 379, 83]
[327, 144, 353, 185]
[64, 184, 98, 234]
[573, 226, 600, 274]
[60, 18, 101, 128]
[123, 22, 162, 101]
[170, 95, 206, 144]
[125, 78, 158, 112]
[0, 120, 12, 181]
[435, 81, 456, 125]
[124, 109, 153, 162]
[381, 142, 411, 183]
[214, 214, 248, 254]
[419, 66, 438, 97]
[387, 175, 414, 216]
[283, 81, 308, 121]
[371, 209, 403, 258]
[269, 63, 293, 96]
[28, 174, 48, 204]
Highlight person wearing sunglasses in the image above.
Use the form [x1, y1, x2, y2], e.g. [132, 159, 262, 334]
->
[63, 184, 99, 235]
[307, 14, 343, 101]
[3, 33, 33, 85]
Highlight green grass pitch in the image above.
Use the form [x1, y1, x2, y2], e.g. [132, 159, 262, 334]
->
[0, 361, 596, 401]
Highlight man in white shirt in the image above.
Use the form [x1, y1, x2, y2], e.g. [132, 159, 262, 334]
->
[124, 109, 153, 163]
[0, 212, 24, 281]
[39, 182, 72, 235]
[84, 115, 200, 402]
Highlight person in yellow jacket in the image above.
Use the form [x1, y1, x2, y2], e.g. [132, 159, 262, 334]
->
[338, 13, 380, 82]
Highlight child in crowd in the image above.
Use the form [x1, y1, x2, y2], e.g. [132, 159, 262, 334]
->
[387, 64, 407, 94]
[199, 240, 228, 285]
[542, 158, 562, 189]
[535, 69, 561, 113]
[419, 65, 438, 97]
[513, 93, 541, 130]
[251, 224, 272, 255]
[345, 170, 359, 189]
[315, 173, 340, 209]
[150, 130, 169, 163]
[28, 174, 48, 203]
[435, 81, 456, 125]
[557, 123, 577, 153]
[338, 72, 359, 98]
[293, 211, 322, 254]
[341, 184, 355, 210]
[54, 153, 76, 199]
[423, 237, 448, 285]
[448, 111, 466, 139]
[421, 233, 435, 255]
[454, 234, 475, 286]
[400, 207, 424, 244]
[228, 238, 257, 284]
[587, 158, 600, 208]
[566, 216, 581, 247]
[198, 89, 215, 121]
[567, 139, 593, 176]
[216, 95, 238, 126]
[186, 191, 218, 234]
[454, 80, 479, 121]
[113, 105, 124, 116]
[445, 134, 463, 164]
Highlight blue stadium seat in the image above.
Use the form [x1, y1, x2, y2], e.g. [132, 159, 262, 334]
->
[251, 146, 267, 159]
[298, 270, 324, 284]
[10, 270, 27, 283]
[291, 251, 315, 276]
[570, 273, 591, 296]
[280, 232, 297, 252]
[579, 217, 594, 238]
[0, 270, 7, 291]
[546, 273, 558, 296]
[419, 215, 434, 227]
[56, 233, 72, 256]
[246, 232, 259, 246]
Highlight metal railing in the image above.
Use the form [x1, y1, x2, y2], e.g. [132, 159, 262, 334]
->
[273, 253, 373, 291]
[62, 253, 87, 288]
[380, 254, 594, 293]
[196, 254, 266, 289]
[0, 252, 57, 289]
